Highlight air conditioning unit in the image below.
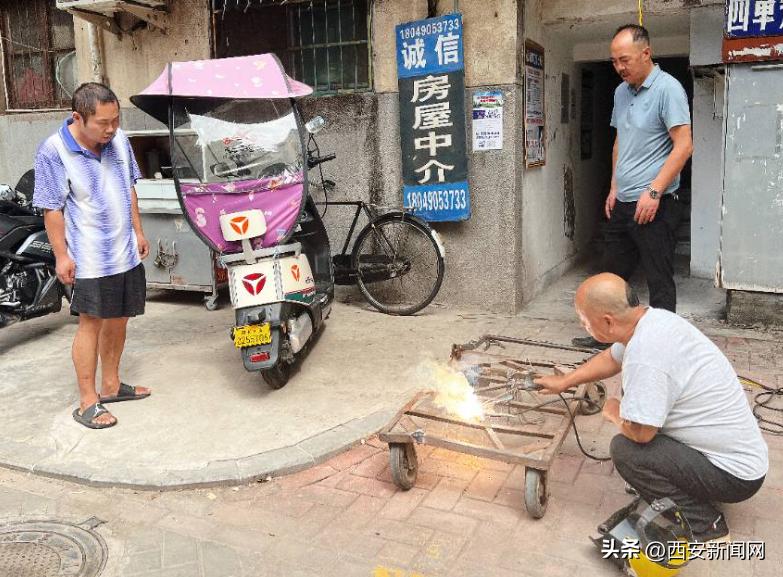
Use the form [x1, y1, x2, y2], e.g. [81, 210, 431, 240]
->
[56, 0, 169, 36]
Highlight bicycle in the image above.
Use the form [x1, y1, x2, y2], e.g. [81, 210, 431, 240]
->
[322, 199, 446, 315]
[305, 120, 445, 316]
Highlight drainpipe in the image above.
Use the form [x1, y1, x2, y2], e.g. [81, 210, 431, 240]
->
[86, 23, 105, 84]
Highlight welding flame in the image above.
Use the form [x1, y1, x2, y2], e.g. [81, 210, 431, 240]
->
[421, 361, 485, 422]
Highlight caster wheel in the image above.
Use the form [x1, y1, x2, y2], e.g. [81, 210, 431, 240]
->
[578, 382, 607, 416]
[389, 443, 418, 490]
[524, 468, 548, 519]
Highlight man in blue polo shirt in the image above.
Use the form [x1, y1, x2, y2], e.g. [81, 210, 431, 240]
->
[574, 25, 693, 350]
[34, 83, 152, 429]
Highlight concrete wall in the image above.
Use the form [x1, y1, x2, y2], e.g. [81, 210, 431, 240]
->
[690, 4, 725, 67]
[430, 0, 523, 308]
[372, 0, 428, 93]
[0, 113, 64, 187]
[542, 0, 723, 24]
[690, 73, 724, 279]
[516, 0, 582, 302]
[689, 4, 725, 280]
[75, 0, 211, 107]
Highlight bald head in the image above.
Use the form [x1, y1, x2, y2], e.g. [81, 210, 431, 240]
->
[576, 273, 639, 318]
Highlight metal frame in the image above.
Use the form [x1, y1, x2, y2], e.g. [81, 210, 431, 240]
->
[380, 335, 603, 517]
[210, 0, 372, 96]
[379, 373, 588, 470]
[315, 199, 376, 257]
[286, 0, 372, 94]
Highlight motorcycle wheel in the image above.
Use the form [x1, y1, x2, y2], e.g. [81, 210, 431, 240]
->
[261, 363, 290, 390]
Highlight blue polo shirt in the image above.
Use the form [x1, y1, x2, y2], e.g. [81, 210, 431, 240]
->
[33, 119, 142, 279]
[611, 65, 691, 202]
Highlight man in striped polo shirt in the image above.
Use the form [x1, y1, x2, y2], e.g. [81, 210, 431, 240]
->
[34, 83, 152, 429]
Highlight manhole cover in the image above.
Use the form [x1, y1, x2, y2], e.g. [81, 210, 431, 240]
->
[0, 520, 107, 577]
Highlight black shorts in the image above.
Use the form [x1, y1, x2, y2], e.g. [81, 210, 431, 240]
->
[70, 263, 146, 319]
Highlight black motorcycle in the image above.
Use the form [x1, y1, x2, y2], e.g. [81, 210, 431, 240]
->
[0, 170, 68, 328]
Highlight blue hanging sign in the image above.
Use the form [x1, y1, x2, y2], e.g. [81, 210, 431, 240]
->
[396, 14, 470, 222]
[726, 0, 783, 38]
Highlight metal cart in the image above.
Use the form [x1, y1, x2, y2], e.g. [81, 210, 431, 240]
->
[379, 335, 607, 518]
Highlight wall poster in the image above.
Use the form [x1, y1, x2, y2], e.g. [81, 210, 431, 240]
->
[472, 90, 504, 151]
[524, 39, 545, 167]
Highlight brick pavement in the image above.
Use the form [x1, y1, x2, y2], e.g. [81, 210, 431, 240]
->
[1, 328, 781, 577]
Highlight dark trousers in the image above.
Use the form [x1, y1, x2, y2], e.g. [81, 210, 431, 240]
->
[604, 195, 682, 312]
[610, 434, 765, 534]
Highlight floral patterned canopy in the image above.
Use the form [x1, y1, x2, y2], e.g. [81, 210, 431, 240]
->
[131, 53, 312, 123]
[131, 54, 313, 255]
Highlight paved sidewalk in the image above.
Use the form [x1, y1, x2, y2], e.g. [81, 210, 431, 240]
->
[2, 294, 782, 576]
[0, 292, 532, 488]
[1, 380, 779, 577]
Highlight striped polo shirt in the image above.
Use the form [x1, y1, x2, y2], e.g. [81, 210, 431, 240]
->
[33, 119, 142, 279]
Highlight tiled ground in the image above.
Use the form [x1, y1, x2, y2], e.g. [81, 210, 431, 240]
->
[2, 327, 781, 577]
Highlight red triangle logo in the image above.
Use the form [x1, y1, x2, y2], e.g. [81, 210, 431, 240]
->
[242, 273, 266, 295]
[231, 216, 249, 235]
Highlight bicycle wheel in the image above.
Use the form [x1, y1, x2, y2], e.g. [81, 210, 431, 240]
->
[351, 212, 445, 315]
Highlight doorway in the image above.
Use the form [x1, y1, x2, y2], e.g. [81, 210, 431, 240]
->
[576, 56, 694, 271]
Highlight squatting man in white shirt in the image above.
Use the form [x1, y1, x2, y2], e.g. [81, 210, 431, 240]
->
[535, 273, 768, 542]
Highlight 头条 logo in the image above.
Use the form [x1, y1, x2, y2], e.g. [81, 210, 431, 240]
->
[242, 273, 266, 295]
[230, 216, 249, 235]
[291, 264, 301, 282]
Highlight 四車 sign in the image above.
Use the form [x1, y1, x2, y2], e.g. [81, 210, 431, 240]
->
[725, 0, 783, 38]
[396, 13, 470, 222]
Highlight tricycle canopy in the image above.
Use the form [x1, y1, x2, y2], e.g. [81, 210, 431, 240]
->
[131, 54, 313, 256]
[131, 54, 312, 124]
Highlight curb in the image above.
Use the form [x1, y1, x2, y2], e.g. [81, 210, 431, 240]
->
[0, 407, 397, 491]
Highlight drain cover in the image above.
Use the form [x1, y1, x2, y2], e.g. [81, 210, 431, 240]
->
[0, 520, 107, 577]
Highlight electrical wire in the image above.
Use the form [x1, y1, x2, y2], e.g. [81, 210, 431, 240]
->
[559, 392, 612, 462]
[490, 391, 612, 461]
[500, 371, 782, 469]
[739, 375, 783, 435]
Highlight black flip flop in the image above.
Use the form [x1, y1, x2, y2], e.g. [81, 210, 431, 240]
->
[73, 402, 117, 429]
[100, 382, 151, 404]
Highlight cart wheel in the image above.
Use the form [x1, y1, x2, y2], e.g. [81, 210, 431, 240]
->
[578, 382, 607, 416]
[389, 443, 418, 490]
[261, 363, 290, 390]
[524, 468, 548, 519]
[204, 295, 220, 311]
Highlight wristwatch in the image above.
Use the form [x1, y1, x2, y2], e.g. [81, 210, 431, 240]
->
[645, 185, 660, 200]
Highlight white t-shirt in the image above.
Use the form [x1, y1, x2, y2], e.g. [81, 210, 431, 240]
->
[610, 308, 768, 481]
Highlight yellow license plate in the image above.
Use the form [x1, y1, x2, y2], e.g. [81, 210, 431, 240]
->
[233, 323, 272, 348]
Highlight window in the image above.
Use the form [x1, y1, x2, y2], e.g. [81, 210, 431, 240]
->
[0, 0, 76, 110]
[214, 0, 371, 95]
